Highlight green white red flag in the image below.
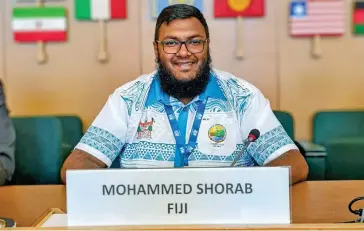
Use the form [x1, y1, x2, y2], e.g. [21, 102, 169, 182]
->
[12, 6, 67, 42]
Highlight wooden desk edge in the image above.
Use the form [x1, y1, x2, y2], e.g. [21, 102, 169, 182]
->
[4, 223, 364, 231]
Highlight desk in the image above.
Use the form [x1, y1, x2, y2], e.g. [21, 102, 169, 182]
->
[1, 181, 364, 227]
[0, 185, 66, 227]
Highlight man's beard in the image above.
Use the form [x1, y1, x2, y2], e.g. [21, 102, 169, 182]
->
[156, 53, 212, 100]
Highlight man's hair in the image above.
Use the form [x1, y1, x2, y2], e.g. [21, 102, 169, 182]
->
[154, 4, 210, 41]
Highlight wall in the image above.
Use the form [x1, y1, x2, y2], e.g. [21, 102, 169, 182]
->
[3, 0, 141, 127]
[278, 0, 364, 139]
[1, 0, 364, 140]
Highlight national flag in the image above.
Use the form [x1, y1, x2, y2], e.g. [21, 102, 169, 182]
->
[75, 0, 127, 20]
[353, 1, 364, 35]
[214, 0, 265, 17]
[290, 0, 345, 37]
[151, 0, 203, 18]
[12, 7, 67, 42]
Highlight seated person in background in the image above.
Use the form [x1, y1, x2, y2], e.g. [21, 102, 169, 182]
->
[0, 80, 16, 186]
[61, 4, 308, 185]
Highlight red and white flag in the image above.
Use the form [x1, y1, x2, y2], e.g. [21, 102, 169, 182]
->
[290, 0, 345, 37]
[12, 6, 67, 42]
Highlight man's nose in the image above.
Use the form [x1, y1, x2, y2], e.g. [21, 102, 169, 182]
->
[176, 43, 190, 57]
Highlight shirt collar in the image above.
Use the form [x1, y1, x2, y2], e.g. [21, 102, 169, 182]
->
[144, 72, 226, 107]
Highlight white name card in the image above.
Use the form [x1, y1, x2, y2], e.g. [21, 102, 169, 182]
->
[66, 167, 291, 226]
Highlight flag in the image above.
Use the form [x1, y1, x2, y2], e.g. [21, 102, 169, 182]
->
[214, 0, 265, 17]
[75, 0, 127, 20]
[290, 0, 345, 37]
[151, 0, 203, 18]
[12, 7, 67, 42]
[353, 1, 364, 35]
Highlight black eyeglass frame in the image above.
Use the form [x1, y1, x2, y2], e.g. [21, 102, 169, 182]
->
[155, 38, 209, 54]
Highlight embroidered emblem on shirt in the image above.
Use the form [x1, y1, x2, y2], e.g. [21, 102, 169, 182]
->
[208, 124, 227, 143]
[137, 117, 155, 139]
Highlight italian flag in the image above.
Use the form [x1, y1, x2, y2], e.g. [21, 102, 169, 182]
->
[75, 0, 127, 20]
[12, 7, 67, 42]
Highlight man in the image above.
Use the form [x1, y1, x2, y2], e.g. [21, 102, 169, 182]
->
[0, 80, 15, 185]
[61, 4, 308, 184]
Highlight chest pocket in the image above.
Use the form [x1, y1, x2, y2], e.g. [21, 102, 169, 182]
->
[125, 112, 143, 143]
[197, 113, 237, 156]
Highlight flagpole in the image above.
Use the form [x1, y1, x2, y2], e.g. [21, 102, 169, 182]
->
[37, 0, 47, 64]
[97, 19, 108, 62]
[236, 16, 244, 59]
[312, 34, 322, 58]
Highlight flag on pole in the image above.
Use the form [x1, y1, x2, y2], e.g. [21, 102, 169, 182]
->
[353, 1, 364, 35]
[289, 0, 345, 37]
[151, 0, 203, 18]
[75, 0, 127, 20]
[12, 7, 67, 42]
[214, 0, 264, 17]
[214, 0, 265, 59]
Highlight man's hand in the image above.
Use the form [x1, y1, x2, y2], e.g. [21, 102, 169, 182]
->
[267, 149, 308, 185]
[61, 149, 106, 184]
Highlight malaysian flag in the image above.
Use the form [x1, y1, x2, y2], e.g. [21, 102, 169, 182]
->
[290, 0, 345, 37]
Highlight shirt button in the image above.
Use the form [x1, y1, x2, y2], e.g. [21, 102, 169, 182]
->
[183, 107, 188, 111]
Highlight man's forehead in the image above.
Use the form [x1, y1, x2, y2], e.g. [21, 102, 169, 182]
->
[158, 17, 206, 39]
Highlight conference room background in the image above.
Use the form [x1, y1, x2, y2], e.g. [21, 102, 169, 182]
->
[1, 0, 363, 141]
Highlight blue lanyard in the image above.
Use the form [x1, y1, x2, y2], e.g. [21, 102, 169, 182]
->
[164, 98, 207, 167]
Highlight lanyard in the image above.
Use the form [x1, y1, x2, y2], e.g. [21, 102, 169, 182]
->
[164, 98, 207, 167]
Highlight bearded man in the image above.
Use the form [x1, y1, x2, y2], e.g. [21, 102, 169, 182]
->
[61, 4, 308, 185]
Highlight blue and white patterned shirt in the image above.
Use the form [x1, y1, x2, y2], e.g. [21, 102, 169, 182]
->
[75, 69, 298, 168]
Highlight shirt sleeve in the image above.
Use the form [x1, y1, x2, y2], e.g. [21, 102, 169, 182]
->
[74, 90, 128, 167]
[240, 88, 298, 166]
[0, 80, 16, 181]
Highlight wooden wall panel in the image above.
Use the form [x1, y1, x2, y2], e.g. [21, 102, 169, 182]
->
[140, 0, 279, 109]
[278, 0, 364, 140]
[3, 0, 364, 140]
[4, 0, 141, 128]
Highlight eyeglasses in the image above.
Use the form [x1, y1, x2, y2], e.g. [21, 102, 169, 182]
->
[155, 39, 209, 54]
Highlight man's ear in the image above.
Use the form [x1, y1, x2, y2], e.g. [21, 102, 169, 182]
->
[153, 41, 158, 59]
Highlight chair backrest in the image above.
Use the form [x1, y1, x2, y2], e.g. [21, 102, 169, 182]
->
[56, 115, 83, 148]
[11, 116, 63, 185]
[273, 111, 295, 140]
[324, 137, 364, 180]
[313, 111, 364, 145]
[56, 115, 83, 162]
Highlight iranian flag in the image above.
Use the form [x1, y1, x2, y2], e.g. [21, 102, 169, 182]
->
[12, 7, 67, 42]
[75, 0, 127, 20]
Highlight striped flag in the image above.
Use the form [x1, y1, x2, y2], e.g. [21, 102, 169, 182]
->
[290, 0, 345, 37]
[75, 0, 127, 20]
[12, 7, 67, 42]
[353, 1, 364, 35]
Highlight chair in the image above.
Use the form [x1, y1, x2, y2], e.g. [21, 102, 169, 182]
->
[273, 111, 295, 140]
[56, 115, 83, 161]
[313, 111, 364, 145]
[11, 116, 64, 185]
[273, 110, 326, 181]
[324, 137, 364, 180]
[312, 111, 364, 180]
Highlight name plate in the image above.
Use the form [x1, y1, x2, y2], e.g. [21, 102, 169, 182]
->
[66, 167, 290, 226]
